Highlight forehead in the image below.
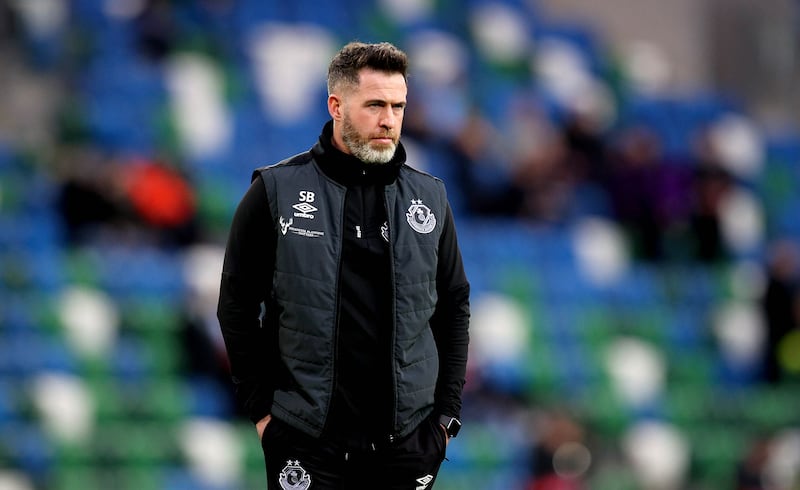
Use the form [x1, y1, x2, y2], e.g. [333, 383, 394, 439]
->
[352, 68, 407, 100]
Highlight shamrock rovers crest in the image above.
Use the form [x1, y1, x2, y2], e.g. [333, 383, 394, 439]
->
[279, 460, 311, 490]
[406, 199, 436, 234]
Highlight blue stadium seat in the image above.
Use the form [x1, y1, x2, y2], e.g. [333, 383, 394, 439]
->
[0, 380, 19, 423]
[109, 336, 151, 381]
[91, 247, 185, 300]
[0, 332, 78, 377]
[0, 142, 12, 170]
[185, 377, 236, 419]
[231, 0, 290, 31]
[0, 422, 55, 479]
[618, 94, 738, 161]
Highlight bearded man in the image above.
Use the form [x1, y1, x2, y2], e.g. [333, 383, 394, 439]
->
[217, 41, 470, 490]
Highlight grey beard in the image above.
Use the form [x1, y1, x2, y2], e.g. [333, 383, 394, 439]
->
[349, 141, 396, 164]
[341, 116, 397, 164]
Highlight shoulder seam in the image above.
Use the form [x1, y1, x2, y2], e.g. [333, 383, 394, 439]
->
[401, 163, 443, 183]
[252, 151, 314, 181]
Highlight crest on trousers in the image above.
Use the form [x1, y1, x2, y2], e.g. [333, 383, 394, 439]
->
[406, 199, 436, 234]
[278, 460, 312, 490]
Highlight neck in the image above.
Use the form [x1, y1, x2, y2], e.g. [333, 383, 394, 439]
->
[330, 126, 350, 156]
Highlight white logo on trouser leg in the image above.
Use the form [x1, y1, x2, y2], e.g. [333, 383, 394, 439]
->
[416, 474, 434, 490]
[279, 460, 311, 489]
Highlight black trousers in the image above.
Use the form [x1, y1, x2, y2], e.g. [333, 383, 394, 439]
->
[261, 416, 447, 490]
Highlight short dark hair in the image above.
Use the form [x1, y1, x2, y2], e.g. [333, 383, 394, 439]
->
[327, 41, 408, 95]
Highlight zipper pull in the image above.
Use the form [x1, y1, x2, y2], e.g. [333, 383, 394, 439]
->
[355, 225, 362, 238]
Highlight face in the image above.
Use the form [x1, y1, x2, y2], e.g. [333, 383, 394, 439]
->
[329, 68, 407, 164]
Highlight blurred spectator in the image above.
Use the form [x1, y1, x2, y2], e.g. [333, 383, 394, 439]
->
[686, 131, 735, 263]
[761, 240, 800, 384]
[690, 162, 731, 263]
[120, 158, 199, 247]
[178, 307, 237, 416]
[178, 300, 231, 385]
[525, 409, 590, 490]
[55, 149, 199, 248]
[603, 126, 691, 262]
[179, 244, 236, 413]
[735, 435, 770, 490]
[55, 147, 128, 245]
[508, 101, 574, 223]
[736, 429, 800, 490]
[133, 0, 178, 62]
[0, 1, 21, 44]
[561, 110, 610, 185]
[446, 110, 523, 216]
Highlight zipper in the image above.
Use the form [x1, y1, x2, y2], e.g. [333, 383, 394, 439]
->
[323, 186, 346, 433]
[385, 188, 398, 436]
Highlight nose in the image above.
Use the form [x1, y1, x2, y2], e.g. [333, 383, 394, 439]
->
[379, 107, 397, 129]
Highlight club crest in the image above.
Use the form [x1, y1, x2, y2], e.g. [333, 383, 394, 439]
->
[406, 199, 436, 234]
[278, 460, 311, 490]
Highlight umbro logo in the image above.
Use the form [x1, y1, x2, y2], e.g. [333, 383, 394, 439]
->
[293, 190, 317, 219]
[293, 202, 317, 214]
[416, 474, 434, 490]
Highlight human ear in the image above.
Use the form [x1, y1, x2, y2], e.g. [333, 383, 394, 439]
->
[328, 95, 343, 121]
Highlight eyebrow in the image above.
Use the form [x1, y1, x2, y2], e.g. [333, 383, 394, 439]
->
[365, 99, 407, 107]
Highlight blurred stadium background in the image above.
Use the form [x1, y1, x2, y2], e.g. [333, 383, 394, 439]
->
[1, 0, 799, 489]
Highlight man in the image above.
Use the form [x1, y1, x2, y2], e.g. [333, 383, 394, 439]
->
[217, 41, 470, 490]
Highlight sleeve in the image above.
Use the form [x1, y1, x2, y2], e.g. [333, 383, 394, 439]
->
[430, 201, 471, 420]
[216, 174, 277, 424]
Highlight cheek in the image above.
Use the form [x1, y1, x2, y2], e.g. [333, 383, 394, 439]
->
[353, 112, 379, 132]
